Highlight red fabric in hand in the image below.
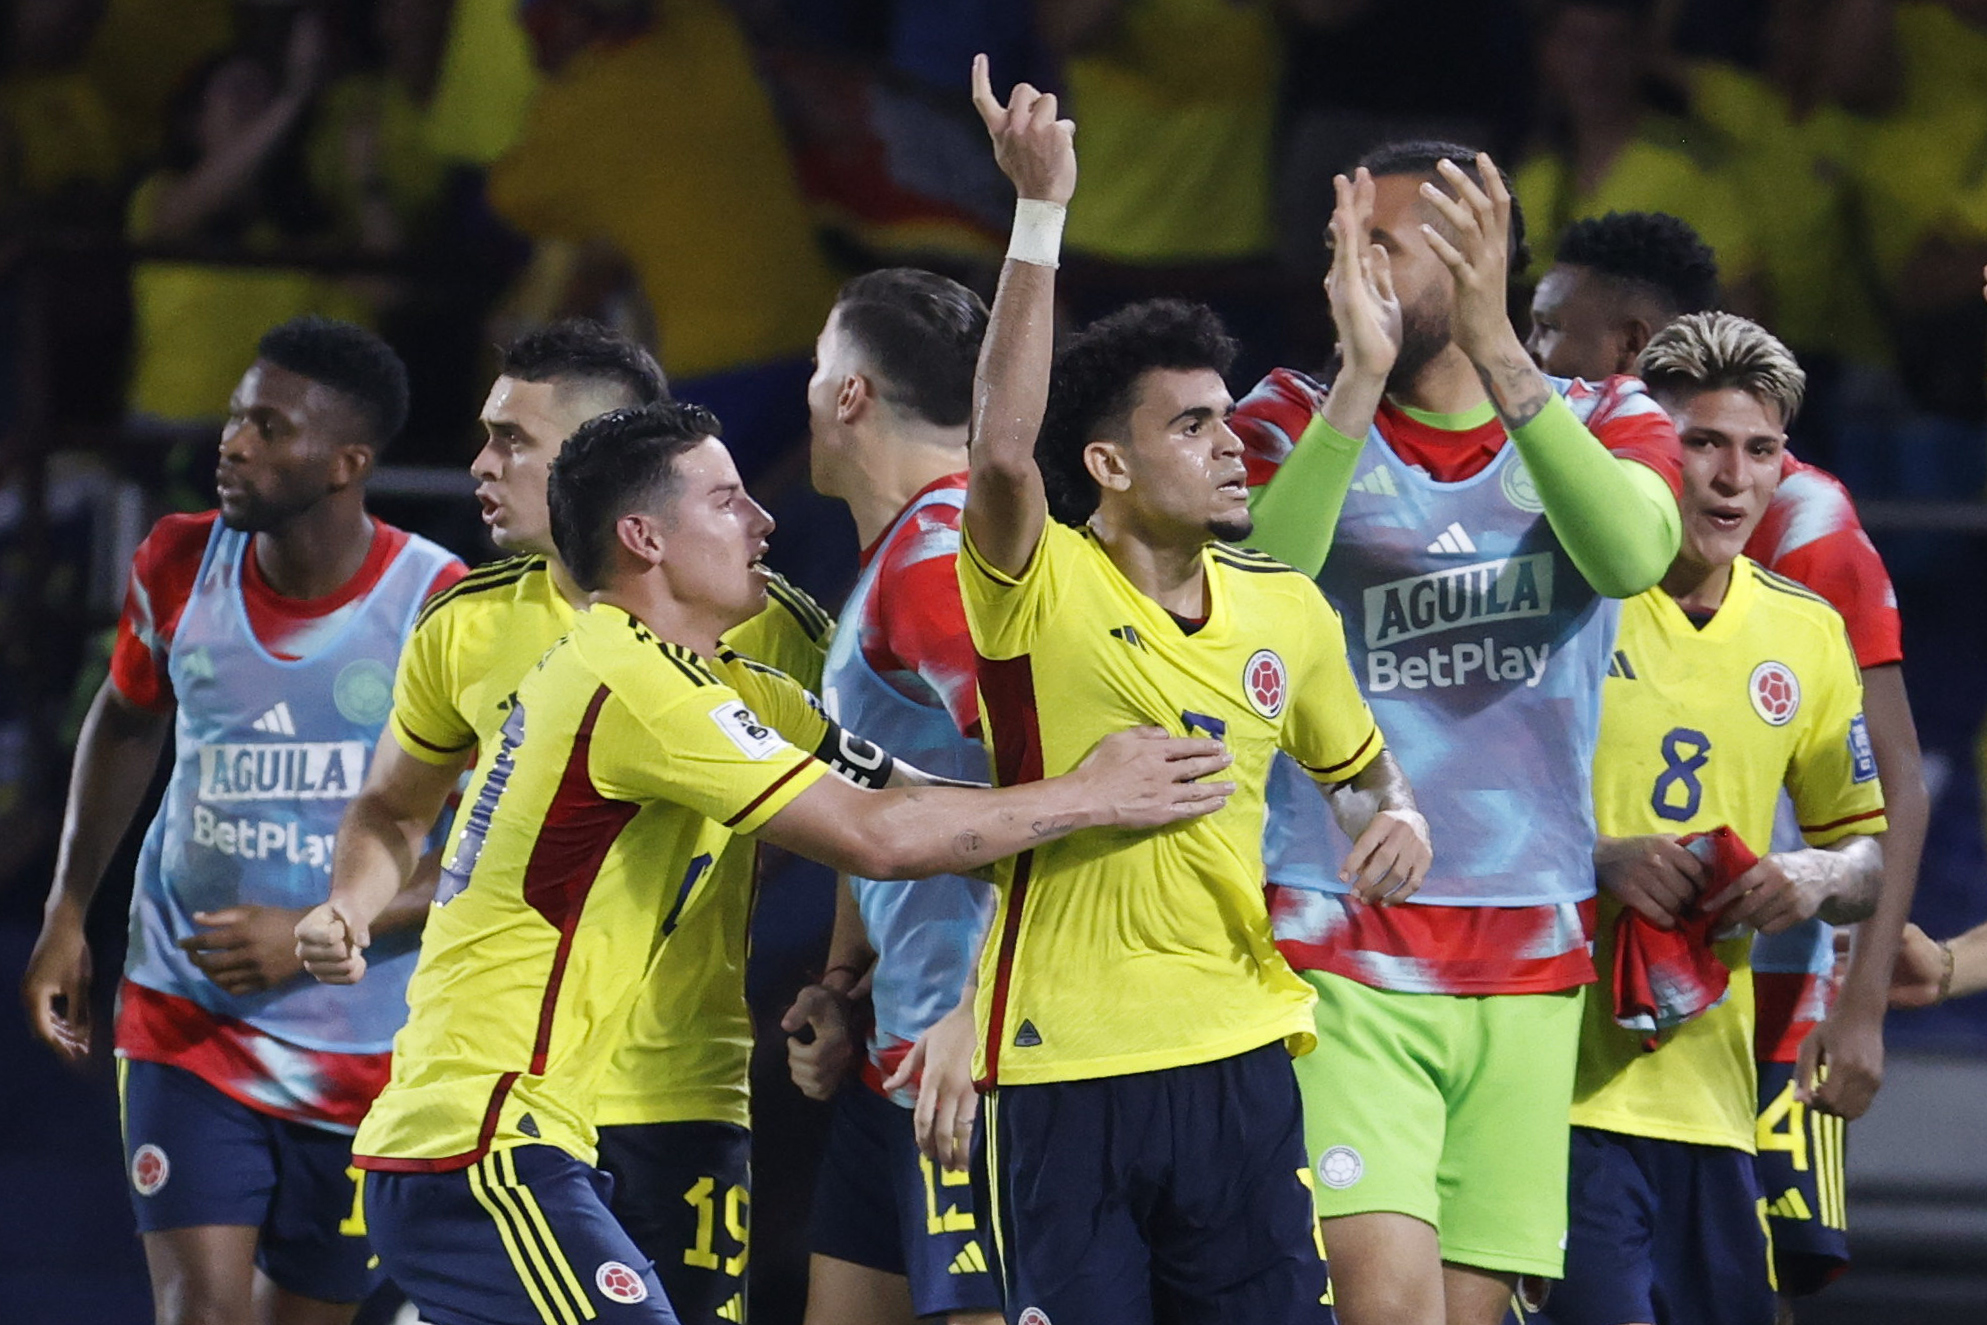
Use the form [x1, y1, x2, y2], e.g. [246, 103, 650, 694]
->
[1612, 826, 1759, 1051]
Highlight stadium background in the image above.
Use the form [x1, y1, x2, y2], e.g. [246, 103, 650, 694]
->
[1, 0, 1984, 1319]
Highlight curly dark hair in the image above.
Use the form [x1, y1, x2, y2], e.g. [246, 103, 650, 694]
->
[1358, 139, 1532, 275]
[1036, 300, 1238, 524]
[256, 316, 409, 448]
[499, 319, 669, 409]
[1556, 211, 1721, 319]
[548, 402, 723, 591]
[834, 269, 989, 428]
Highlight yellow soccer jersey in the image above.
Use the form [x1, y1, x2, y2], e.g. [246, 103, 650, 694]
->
[1572, 557, 1888, 1151]
[727, 571, 833, 693]
[960, 520, 1384, 1086]
[593, 647, 833, 1129]
[355, 604, 829, 1171]
[388, 556, 831, 1129]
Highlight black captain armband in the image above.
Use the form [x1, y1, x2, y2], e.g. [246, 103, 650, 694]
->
[815, 724, 895, 789]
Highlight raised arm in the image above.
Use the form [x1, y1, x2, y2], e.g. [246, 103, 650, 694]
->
[963, 53, 1077, 577]
[21, 680, 171, 1060]
[1421, 154, 1681, 598]
[1246, 168, 1399, 576]
[757, 727, 1230, 881]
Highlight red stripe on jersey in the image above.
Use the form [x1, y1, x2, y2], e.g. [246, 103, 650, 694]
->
[355, 1071, 520, 1173]
[974, 652, 1046, 1087]
[724, 760, 814, 828]
[401, 724, 476, 756]
[1799, 807, 1887, 836]
[520, 685, 634, 1074]
[1300, 727, 1379, 780]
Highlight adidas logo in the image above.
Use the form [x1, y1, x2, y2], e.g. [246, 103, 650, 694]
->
[717, 1292, 745, 1321]
[250, 702, 297, 736]
[1350, 467, 1398, 497]
[1767, 1187, 1813, 1221]
[1425, 523, 1477, 555]
[1109, 625, 1146, 650]
[1606, 650, 1638, 680]
[1013, 1020, 1042, 1048]
[948, 1240, 990, 1275]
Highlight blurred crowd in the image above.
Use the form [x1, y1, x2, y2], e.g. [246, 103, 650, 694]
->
[8, 0, 1987, 484]
[6, 0, 1987, 846]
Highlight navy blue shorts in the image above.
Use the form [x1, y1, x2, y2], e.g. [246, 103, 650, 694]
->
[364, 1144, 676, 1325]
[1753, 1061, 1850, 1296]
[1546, 1127, 1775, 1325]
[808, 1083, 1002, 1318]
[597, 1121, 752, 1325]
[984, 1042, 1331, 1325]
[118, 1057, 379, 1304]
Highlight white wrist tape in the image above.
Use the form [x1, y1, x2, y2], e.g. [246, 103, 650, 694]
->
[1007, 199, 1066, 269]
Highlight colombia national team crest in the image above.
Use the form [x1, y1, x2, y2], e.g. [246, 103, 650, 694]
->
[1749, 661, 1801, 726]
[1244, 649, 1287, 718]
[131, 1143, 169, 1196]
[595, 1261, 648, 1305]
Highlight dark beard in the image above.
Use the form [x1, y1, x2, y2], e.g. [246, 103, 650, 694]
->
[1209, 509, 1254, 543]
[1384, 295, 1453, 396]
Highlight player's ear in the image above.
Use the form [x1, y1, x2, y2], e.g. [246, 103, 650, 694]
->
[1084, 439, 1131, 494]
[327, 440, 375, 491]
[1617, 316, 1655, 375]
[614, 511, 667, 570]
[837, 374, 870, 425]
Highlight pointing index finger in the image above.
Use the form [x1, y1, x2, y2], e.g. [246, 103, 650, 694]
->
[970, 53, 1002, 129]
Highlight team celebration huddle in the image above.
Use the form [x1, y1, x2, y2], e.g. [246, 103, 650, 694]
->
[25, 51, 1937, 1325]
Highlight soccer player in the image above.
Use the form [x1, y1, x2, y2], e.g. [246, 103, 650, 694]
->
[18, 317, 463, 1325]
[1544, 311, 1887, 1325]
[1523, 211, 1720, 381]
[782, 269, 1002, 1323]
[315, 320, 828, 1324]
[297, 402, 1234, 1325]
[1527, 211, 1929, 1297]
[961, 59, 1429, 1323]
[1237, 148, 1683, 1325]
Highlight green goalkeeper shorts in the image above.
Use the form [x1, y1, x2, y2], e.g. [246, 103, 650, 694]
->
[1296, 970, 1585, 1279]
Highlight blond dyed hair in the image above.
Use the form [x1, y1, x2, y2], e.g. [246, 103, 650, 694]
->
[1635, 311, 1807, 427]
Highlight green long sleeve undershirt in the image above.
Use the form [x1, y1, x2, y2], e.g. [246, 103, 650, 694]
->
[1246, 390, 1681, 598]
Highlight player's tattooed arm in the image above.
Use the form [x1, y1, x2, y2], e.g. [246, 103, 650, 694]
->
[24, 681, 171, 1060]
[758, 727, 1232, 881]
[1321, 750, 1432, 905]
[963, 53, 1074, 577]
[1471, 343, 1555, 433]
[1705, 834, 1883, 935]
[1416, 153, 1552, 431]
